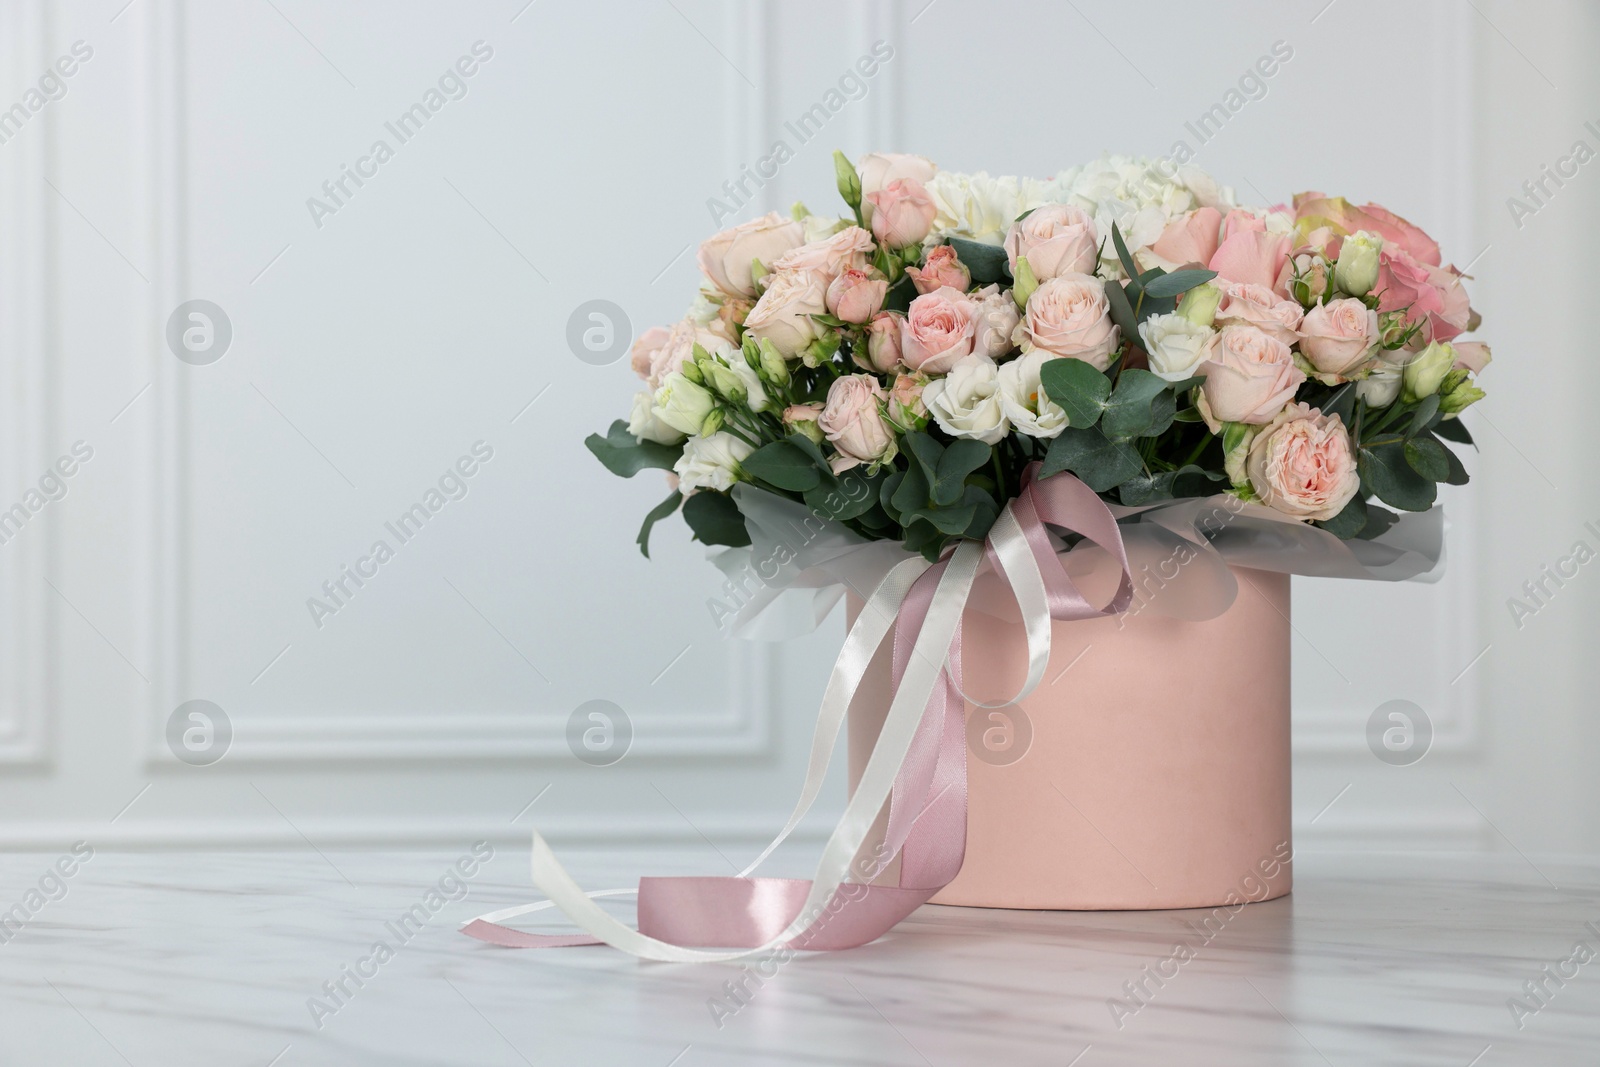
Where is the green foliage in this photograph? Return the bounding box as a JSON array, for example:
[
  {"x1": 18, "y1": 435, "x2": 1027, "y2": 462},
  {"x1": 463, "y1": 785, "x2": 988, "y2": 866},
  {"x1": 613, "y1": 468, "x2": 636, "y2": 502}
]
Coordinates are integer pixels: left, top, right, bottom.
[
  {"x1": 945, "y1": 237, "x2": 1010, "y2": 286},
  {"x1": 682, "y1": 491, "x2": 751, "y2": 547},
  {"x1": 635, "y1": 489, "x2": 683, "y2": 557},
  {"x1": 585, "y1": 420, "x2": 682, "y2": 478}
]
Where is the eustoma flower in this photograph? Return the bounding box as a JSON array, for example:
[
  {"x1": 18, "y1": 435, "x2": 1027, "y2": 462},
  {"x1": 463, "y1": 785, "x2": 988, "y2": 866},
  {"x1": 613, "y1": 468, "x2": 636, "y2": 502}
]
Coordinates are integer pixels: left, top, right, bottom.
[{"x1": 924, "y1": 355, "x2": 1008, "y2": 443}]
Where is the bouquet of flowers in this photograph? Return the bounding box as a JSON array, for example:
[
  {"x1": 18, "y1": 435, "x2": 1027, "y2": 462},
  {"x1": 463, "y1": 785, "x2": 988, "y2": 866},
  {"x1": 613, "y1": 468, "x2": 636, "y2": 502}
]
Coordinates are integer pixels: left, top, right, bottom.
[{"x1": 588, "y1": 152, "x2": 1489, "y2": 561}]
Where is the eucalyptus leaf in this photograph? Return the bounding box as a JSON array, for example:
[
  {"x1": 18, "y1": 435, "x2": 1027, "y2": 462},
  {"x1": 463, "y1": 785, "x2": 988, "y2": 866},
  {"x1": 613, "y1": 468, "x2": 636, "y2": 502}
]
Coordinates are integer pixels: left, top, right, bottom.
[
  {"x1": 1110, "y1": 224, "x2": 1140, "y2": 285},
  {"x1": 1104, "y1": 280, "x2": 1139, "y2": 345},
  {"x1": 1143, "y1": 268, "x2": 1217, "y2": 298},
  {"x1": 1407, "y1": 394, "x2": 1441, "y2": 438},
  {"x1": 1404, "y1": 435, "x2": 1452, "y2": 482},
  {"x1": 1039, "y1": 357, "x2": 1111, "y2": 428},
  {"x1": 1102, "y1": 369, "x2": 1174, "y2": 440},
  {"x1": 1361, "y1": 442, "x2": 1437, "y2": 512},
  {"x1": 882, "y1": 272, "x2": 918, "y2": 314},
  {"x1": 934, "y1": 439, "x2": 991, "y2": 506},
  {"x1": 959, "y1": 484, "x2": 1001, "y2": 540},
  {"x1": 1433, "y1": 417, "x2": 1475, "y2": 446},
  {"x1": 1322, "y1": 382, "x2": 1356, "y2": 427},
  {"x1": 1314, "y1": 493, "x2": 1368, "y2": 539},
  {"x1": 1356, "y1": 502, "x2": 1400, "y2": 540},
  {"x1": 891, "y1": 462, "x2": 930, "y2": 516},
  {"x1": 1040, "y1": 426, "x2": 1144, "y2": 491},
  {"x1": 635, "y1": 489, "x2": 683, "y2": 558},
  {"x1": 682, "y1": 491, "x2": 751, "y2": 547},
  {"x1": 741, "y1": 439, "x2": 822, "y2": 492},
  {"x1": 585, "y1": 420, "x2": 683, "y2": 478}
]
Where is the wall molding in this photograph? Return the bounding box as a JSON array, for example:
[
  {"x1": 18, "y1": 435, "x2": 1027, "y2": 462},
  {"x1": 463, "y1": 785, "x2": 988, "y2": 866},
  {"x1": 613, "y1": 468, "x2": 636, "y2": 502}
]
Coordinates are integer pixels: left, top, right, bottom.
[{"x1": 0, "y1": 0, "x2": 58, "y2": 767}]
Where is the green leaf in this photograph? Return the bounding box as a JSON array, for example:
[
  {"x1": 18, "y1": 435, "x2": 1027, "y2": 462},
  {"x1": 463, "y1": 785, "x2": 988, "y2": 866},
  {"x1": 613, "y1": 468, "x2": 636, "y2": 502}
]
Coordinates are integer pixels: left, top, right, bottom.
[
  {"x1": 585, "y1": 420, "x2": 682, "y2": 478},
  {"x1": 1039, "y1": 357, "x2": 1111, "y2": 428},
  {"x1": 901, "y1": 517, "x2": 945, "y2": 560},
  {"x1": 1361, "y1": 442, "x2": 1437, "y2": 512},
  {"x1": 1441, "y1": 443, "x2": 1470, "y2": 486},
  {"x1": 903, "y1": 430, "x2": 944, "y2": 489},
  {"x1": 882, "y1": 272, "x2": 917, "y2": 314},
  {"x1": 1116, "y1": 464, "x2": 1225, "y2": 506},
  {"x1": 905, "y1": 501, "x2": 978, "y2": 535},
  {"x1": 1101, "y1": 369, "x2": 1175, "y2": 440},
  {"x1": 1040, "y1": 427, "x2": 1144, "y2": 491},
  {"x1": 805, "y1": 472, "x2": 879, "y2": 521},
  {"x1": 945, "y1": 237, "x2": 1010, "y2": 286},
  {"x1": 1314, "y1": 493, "x2": 1368, "y2": 539},
  {"x1": 1110, "y1": 224, "x2": 1140, "y2": 285},
  {"x1": 1172, "y1": 406, "x2": 1205, "y2": 423},
  {"x1": 891, "y1": 462, "x2": 930, "y2": 516},
  {"x1": 1407, "y1": 394, "x2": 1441, "y2": 438},
  {"x1": 682, "y1": 491, "x2": 751, "y2": 547},
  {"x1": 635, "y1": 489, "x2": 683, "y2": 558},
  {"x1": 1322, "y1": 382, "x2": 1356, "y2": 427},
  {"x1": 1142, "y1": 269, "x2": 1218, "y2": 298},
  {"x1": 959, "y1": 484, "x2": 1001, "y2": 540},
  {"x1": 1356, "y1": 502, "x2": 1400, "y2": 540},
  {"x1": 1433, "y1": 417, "x2": 1475, "y2": 446},
  {"x1": 934, "y1": 439, "x2": 991, "y2": 506},
  {"x1": 1104, "y1": 280, "x2": 1139, "y2": 345},
  {"x1": 786, "y1": 430, "x2": 832, "y2": 472},
  {"x1": 879, "y1": 468, "x2": 906, "y2": 522},
  {"x1": 741, "y1": 440, "x2": 822, "y2": 492},
  {"x1": 1404, "y1": 435, "x2": 1452, "y2": 481}
]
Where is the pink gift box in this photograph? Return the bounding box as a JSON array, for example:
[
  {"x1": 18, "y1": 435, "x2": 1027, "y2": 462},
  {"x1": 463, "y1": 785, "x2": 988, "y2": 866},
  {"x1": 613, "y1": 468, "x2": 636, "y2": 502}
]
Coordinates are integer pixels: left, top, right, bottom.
[{"x1": 848, "y1": 565, "x2": 1293, "y2": 911}]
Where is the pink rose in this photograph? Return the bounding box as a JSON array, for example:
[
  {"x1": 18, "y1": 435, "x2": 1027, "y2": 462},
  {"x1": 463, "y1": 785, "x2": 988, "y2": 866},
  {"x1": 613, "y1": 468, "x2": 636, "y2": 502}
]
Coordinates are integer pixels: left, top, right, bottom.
[
  {"x1": 1150, "y1": 207, "x2": 1222, "y2": 268},
  {"x1": 1297, "y1": 298, "x2": 1377, "y2": 378},
  {"x1": 826, "y1": 268, "x2": 888, "y2": 324},
  {"x1": 1017, "y1": 273, "x2": 1120, "y2": 370},
  {"x1": 1292, "y1": 195, "x2": 1441, "y2": 266},
  {"x1": 1003, "y1": 204, "x2": 1098, "y2": 280},
  {"x1": 857, "y1": 152, "x2": 938, "y2": 216},
  {"x1": 742, "y1": 268, "x2": 830, "y2": 357},
  {"x1": 697, "y1": 212, "x2": 806, "y2": 298},
  {"x1": 647, "y1": 319, "x2": 734, "y2": 389},
  {"x1": 971, "y1": 284, "x2": 1020, "y2": 359},
  {"x1": 888, "y1": 372, "x2": 929, "y2": 427},
  {"x1": 769, "y1": 226, "x2": 875, "y2": 284},
  {"x1": 860, "y1": 312, "x2": 904, "y2": 372},
  {"x1": 1209, "y1": 227, "x2": 1292, "y2": 292},
  {"x1": 1420, "y1": 262, "x2": 1471, "y2": 345},
  {"x1": 905, "y1": 245, "x2": 970, "y2": 295},
  {"x1": 1375, "y1": 247, "x2": 1445, "y2": 329},
  {"x1": 1452, "y1": 341, "x2": 1492, "y2": 374},
  {"x1": 900, "y1": 286, "x2": 978, "y2": 374},
  {"x1": 1214, "y1": 281, "x2": 1304, "y2": 345},
  {"x1": 716, "y1": 297, "x2": 753, "y2": 337},
  {"x1": 819, "y1": 374, "x2": 894, "y2": 472},
  {"x1": 782, "y1": 402, "x2": 825, "y2": 432},
  {"x1": 630, "y1": 325, "x2": 671, "y2": 381},
  {"x1": 1245, "y1": 402, "x2": 1361, "y2": 522},
  {"x1": 866, "y1": 178, "x2": 936, "y2": 249},
  {"x1": 1199, "y1": 325, "x2": 1306, "y2": 426}
]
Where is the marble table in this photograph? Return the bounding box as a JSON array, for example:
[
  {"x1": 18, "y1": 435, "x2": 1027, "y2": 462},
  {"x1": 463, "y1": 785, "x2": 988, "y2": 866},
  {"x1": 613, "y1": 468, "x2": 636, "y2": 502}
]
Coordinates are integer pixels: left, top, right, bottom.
[{"x1": 2, "y1": 846, "x2": 1597, "y2": 1066}]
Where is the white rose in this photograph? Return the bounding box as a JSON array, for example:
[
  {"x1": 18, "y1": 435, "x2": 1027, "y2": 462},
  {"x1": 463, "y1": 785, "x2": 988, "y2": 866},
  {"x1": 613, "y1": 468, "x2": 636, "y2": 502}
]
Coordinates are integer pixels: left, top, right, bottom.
[
  {"x1": 628, "y1": 390, "x2": 686, "y2": 445},
  {"x1": 674, "y1": 431, "x2": 753, "y2": 494},
  {"x1": 923, "y1": 355, "x2": 1009, "y2": 443},
  {"x1": 997, "y1": 350, "x2": 1069, "y2": 439},
  {"x1": 1137, "y1": 313, "x2": 1214, "y2": 382},
  {"x1": 1356, "y1": 361, "x2": 1403, "y2": 407}
]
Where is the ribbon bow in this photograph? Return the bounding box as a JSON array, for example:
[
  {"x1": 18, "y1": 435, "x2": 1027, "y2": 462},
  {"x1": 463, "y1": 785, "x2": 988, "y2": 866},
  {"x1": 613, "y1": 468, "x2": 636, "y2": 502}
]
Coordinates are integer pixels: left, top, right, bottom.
[{"x1": 463, "y1": 466, "x2": 1134, "y2": 961}]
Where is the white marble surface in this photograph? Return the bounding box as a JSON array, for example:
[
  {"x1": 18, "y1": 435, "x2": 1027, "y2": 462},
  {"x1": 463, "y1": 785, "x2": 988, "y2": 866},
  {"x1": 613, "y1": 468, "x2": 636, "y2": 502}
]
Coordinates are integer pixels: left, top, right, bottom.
[{"x1": 2, "y1": 846, "x2": 1598, "y2": 1066}]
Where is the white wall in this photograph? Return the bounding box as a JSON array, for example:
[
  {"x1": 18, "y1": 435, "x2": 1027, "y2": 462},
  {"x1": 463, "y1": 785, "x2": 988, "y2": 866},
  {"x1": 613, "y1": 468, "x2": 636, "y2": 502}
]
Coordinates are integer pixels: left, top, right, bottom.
[{"x1": 0, "y1": 0, "x2": 1595, "y2": 857}]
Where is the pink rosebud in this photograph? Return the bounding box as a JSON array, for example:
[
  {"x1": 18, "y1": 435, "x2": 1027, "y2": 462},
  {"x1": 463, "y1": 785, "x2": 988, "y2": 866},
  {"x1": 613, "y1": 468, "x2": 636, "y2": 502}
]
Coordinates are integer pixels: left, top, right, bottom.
[
  {"x1": 899, "y1": 286, "x2": 978, "y2": 375},
  {"x1": 825, "y1": 268, "x2": 888, "y2": 324},
  {"x1": 865, "y1": 177, "x2": 936, "y2": 249},
  {"x1": 1003, "y1": 203, "x2": 1099, "y2": 280},
  {"x1": 860, "y1": 312, "x2": 904, "y2": 373},
  {"x1": 1198, "y1": 325, "x2": 1305, "y2": 427},
  {"x1": 905, "y1": 245, "x2": 970, "y2": 295},
  {"x1": 888, "y1": 372, "x2": 929, "y2": 428},
  {"x1": 818, "y1": 374, "x2": 894, "y2": 473}
]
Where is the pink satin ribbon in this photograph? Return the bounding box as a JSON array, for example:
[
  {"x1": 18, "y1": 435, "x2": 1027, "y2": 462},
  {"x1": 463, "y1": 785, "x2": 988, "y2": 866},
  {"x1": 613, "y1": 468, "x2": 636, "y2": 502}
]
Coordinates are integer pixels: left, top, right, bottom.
[{"x1": 462, "y1": 466, "x2": 1133, "y2": 952}]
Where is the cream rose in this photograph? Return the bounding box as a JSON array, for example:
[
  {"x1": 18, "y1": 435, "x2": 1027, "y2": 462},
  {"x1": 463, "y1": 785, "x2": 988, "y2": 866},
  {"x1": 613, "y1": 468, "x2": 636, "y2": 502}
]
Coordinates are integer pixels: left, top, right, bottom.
[
  {"x1": 900, "y1": 286, "x2": 978, "y2": 374},
  {"x1": 1213, "y1": 281, "x2": 1304, "y2": 345},
  {"x1": 1137, "y1": 313, "x2": 1214, "y2": 382},
  {"x1": 646, "y1": 319, "x2": 736, "y2": 389},
  {"x1": 818, "y1": 374, "x2": 894, "y2": 472},
  {"x1": 971, "y1": 284, "x2": 1021, "y2": 359},
  {"x1": 1003, "y1": 203, "x2": 1098, "y2": 280},
  {"x1": 1298, "y1": 298, "x2": 1377, "y2": 379},
  {"x1": 769, "y1": 225, "x2": 875, "y2": 283},
  {"x1": 697, "y1": 212, "x2": 806, "y2": 298},
  {"x1": 1014, "y1": 273, "x2": 1120, "y2": 369},
  {"x1": 630, "y1": 325, "x2": 671, "y2": 381},
  {"x1": 1198, "y1": 325, "x2": 1305, "y2": 426},
  {"x1": 742, "y1": 268, "x2": 829, "y2": 357},
  {"x1": 924, "y1": 355, "x2": 1008, "y2": 443},
  {"x1": 674, "y1": 431, "x2": 753, "y2": 494},
  {"x1": 997, "y1": 350, "x2": 1070, "y2": 438},
  {"x1": 1245, "y1": 403, "x2": 1360, "y2": 522}
]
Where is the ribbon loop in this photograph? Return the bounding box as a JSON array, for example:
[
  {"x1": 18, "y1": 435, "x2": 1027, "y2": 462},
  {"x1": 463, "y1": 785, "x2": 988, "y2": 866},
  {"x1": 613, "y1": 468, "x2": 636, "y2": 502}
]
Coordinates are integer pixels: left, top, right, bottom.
[{"x1": 464, "y1": 471, "x2": 1134, "y2": 957}]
